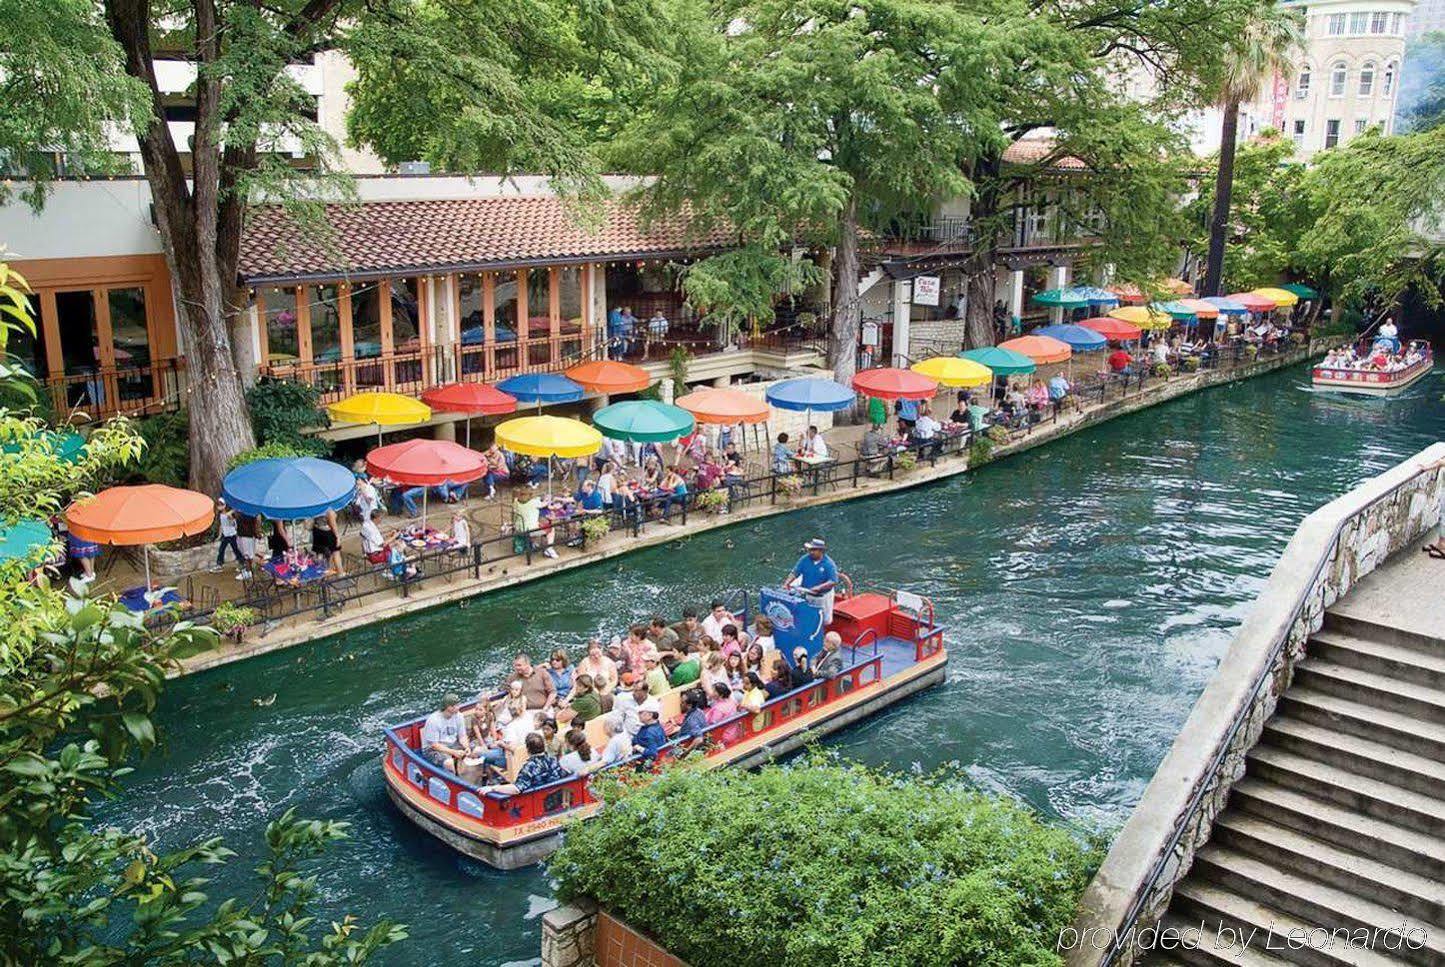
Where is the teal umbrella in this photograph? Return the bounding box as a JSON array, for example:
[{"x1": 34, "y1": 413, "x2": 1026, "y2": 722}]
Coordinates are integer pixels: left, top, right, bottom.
[
  {"x1": 1152, "y1": 301, "x2": 1197, "y2": 320},
  {"x1": 592, "y1": 401, "x2": 696, "y2": 442},
  {"x1": 0, "y1": 518, "x2": 53, "y2": 566},
  {"x1": 1030, "y1": 287, "x2": 1092, "y2": 309},
  {"x1": 3, "y1": 430, "x2": 85, "y2": 463},
  {"x1": 1282, "y1": 283, "x2": 1319, "y2": 300},
  {"x1": 960, "y1": 346, "x2": 1036, "y2": 376}
]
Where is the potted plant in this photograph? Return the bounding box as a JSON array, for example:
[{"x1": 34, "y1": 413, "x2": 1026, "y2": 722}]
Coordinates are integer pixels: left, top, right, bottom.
[
  {"x1": 893, "y1": 451, "x2": 918, "y2": 472},
  {"x1": 211, "y1": 602, "x2": 259, "y2": 643},
  {"x1": 1152, "y1": 362, "x2": 1173, "y2": 378},
  {"x1": 1181, "y1": 356, "x2": 1201, "y2": 373},
  {"x1": 776, "y1": 474, "x2": 804, "y2": 498},
  {"x1": 1243, "y1": 343, "x2": 1260, "y2": 360},
  {"x1": 693, "y1": 488, "x2": 728, "y2": 514},
  {"x1": 580, "y1": 515, "x2": 612, "y2": 546}
]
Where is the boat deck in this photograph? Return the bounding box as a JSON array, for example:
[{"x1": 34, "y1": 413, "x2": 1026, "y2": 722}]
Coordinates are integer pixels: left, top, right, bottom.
[{"x1": 851, "y1": 635, "x2": 922, "y2": 678}]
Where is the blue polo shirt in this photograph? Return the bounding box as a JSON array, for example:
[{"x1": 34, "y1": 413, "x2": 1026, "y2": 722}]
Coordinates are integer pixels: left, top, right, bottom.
[
  {"x1": 577, "y1": 489, "x2": 604, "y2": 511},
  {"x1": 791, "y1": 552, "x2": 838, "y2": 591}
]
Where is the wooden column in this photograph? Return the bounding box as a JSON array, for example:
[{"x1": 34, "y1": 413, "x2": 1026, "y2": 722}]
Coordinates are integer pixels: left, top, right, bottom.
[
  {"x1": 295, "y1": 285, "x2": 314, "y2": 375},
  {"x1": 418, "y1": 276, "x2": 433, "y2": 387},
  {"x1": 255, "y1": 289, "x2": 270, "y2": 370},
  {"x1": 483, "y1": 272, "x2": 497, "y2": 378},
  {"x1": 516, "y1": 269, "x2": 530, "y2": 369},
  {"x1": 378, "y1": 279, "x2": 394, "y2": 389},
  {"x1": 549, "y1": 266, "x2": 562, "y2": 365},
  {"x1": 338, "y1": 283, "x2": 356, "y2": 394},
  {"x1": 92, "y1": 288, "x2": 119, "y2": 411}
]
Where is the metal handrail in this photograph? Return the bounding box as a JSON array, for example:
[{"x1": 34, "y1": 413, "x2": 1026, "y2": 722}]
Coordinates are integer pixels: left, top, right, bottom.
[{"x1": 1093, "y1": 458, "x2": 1442, "y2": 965}]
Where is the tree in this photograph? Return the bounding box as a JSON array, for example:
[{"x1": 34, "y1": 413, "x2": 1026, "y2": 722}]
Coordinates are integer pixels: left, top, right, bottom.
[
  {"x1": 1200, "y1": 8, "x2": 1303, "y2": 297},
  {"x1": 0, "y1": 272, "x2": 406, "y2": 962},
  {"x1": 6, "y1": 1, "x2": 661, "y2": 494},
  {"x1": 1400, "y1": 32, "x2": 1445, "y2": 133}
]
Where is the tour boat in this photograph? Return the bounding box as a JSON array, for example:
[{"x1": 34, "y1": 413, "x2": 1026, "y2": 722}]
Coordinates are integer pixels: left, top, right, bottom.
[
  {"x1": 381, "y1": 581, "x2": 947, "y2": 869},
  {"x1": 1311, "y1": 339, "x2": 1434, "y2": 397}
]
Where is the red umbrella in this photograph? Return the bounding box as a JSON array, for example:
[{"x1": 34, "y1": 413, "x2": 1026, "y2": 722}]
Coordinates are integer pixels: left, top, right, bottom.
[
  {"x1": 1079, "y1": 316, "x2": 1142, "y2": 341},
  {"x1": 366, "y1": 439, "x2": 487, "y2": 528},
  {"x1": 851, "y1": 367, "x2": 938, "y2": 401},
  {"x1": 421, "y1": 383, "x2": 518, "y2": 447},
  {"x1": 1107, "y1": 283, "x2": 1148, "y2": 305}
]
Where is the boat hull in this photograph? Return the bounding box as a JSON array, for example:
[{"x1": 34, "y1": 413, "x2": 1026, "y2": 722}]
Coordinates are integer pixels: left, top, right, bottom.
[
  {"x1": 382, "y1": 646, "x2": 948, "y2": 869},
  {"x1": 1312, "y1": 359, "x2": 1433, "y2": 396}
]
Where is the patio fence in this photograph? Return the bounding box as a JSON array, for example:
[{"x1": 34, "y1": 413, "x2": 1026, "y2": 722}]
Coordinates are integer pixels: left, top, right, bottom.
[{"x1": 153, "y1": 336, "x2": 1310, "y2": 640}]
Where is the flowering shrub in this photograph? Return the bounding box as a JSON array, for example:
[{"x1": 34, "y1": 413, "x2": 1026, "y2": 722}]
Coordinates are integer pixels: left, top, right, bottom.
[
  {"x1": 580, "y1": 515, "x2": 613, "y2": 544},
  {"x1": 1181, "y1": 356, "x2": 1201, "y2": 372},
  {"x1": 551, "y1": 760, "x2": 1100, "y2": 967},
  {"x1": 776, "y1": 474, "x2": 804, "y2": 496},
  {"x1": 693, "y1": 488, "x2": 728, "y2": 512},
  {"x1": 1151, "y1": 362, "x2": 1173, "y2": 377}
]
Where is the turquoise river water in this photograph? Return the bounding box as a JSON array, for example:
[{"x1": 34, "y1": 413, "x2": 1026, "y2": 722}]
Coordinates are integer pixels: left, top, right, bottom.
[{"x1": 95, "y1": 362, "x2": 1445, "y2": 965}]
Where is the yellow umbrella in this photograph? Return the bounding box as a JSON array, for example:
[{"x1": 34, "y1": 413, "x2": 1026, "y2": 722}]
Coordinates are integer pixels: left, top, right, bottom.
[
  {"x1": 494, "y1": 415, "x2": 602, "y2": 458},
  {"x1": 909, "y1": 356, "x2": 992, "y2": 388},
  {"x1": 327, "y1": 392, "x2": 432, "y2": 446},
  {"x1": 1108, "y1": 306, "x2": 1173, "y2": 331},
  {"x1": 1251, "y1": 287, "x2": 1299, "y2": 307}
]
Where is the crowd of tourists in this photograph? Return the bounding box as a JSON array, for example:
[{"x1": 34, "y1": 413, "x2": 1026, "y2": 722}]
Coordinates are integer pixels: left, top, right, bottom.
[{"x1": 418, "y1": 540, "x2": 848, "y2": 793}]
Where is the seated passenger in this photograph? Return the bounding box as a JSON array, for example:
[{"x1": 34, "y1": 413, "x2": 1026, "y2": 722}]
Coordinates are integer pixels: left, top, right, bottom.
[
  {"x1": 669, "y1": 649, "x2": 702, "y2": 688},
  {"x1": 790, "y1": 647, "x2": 815, "y2": 687},
  {"x1": 561, "y1": 673, "x2": 603, "y2": 725},
  {"x1": 647, "y1": 614, "x2": 681, "y2": 652},
  {"x1": 642, "y1": 649, "x2": 670, "y2": 696},
  {"x1": 632, "y1": 706, "x2": 668, "y2": 762},
  {"x1": 613, "y1": 680, "x2": 654, "y2": 735},
  {"x1": 598, "y1": 714, "x2": 633, "y2": 766},
  {"x1": 751, "y1": 616, "x2": 775, "y2": 655},
  {"x1": 420, "y1": 693, "x2": 470, "y2": 772},
  {"x1": 702, "y1": 600, "x2": 734, "y2": 642},
  {"x1": 705, "y1": 682, "x2": 739, "y2": 726},
  {"x1": 700, "y1": 652, "x2": 729, "y2": 695},
  {"x1": 718, "y1": 624, "x2": 744, "y2": 658},
  {"x1": 764, "y1": 660, "x2": 794, "y2": 699},
  {"x1": 539, "y1": 718, "x2": 566, "y2": 758},
  {"x1": 465, "y1": 700, "x2": 508, "y2": 773},
  {"x1": 558, "y1": 728, "x2": 596, "y2": 775},
  {"x1": 676, "y1": 691, "x2": 709, "y2": 743},
  {"x1": 492, "y1": 732, "x2": 568, "y2": 793},
  {"x1": 671, "y1": 607, "x2": 704, "y2": 650},
  {"x1": 812, "y1": 631, "x2": 845, "y2": 679},
  {"x1": 741, "y1": 671, "x2": 768, "y2": 712},
  {"x1": 578, "y1": 639, "x2": 619, "y2": 695}
]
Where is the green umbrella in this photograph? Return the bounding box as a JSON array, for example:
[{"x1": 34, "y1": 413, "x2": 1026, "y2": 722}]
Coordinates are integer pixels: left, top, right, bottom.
[
  {"x1": 1151, "y1": 301, "x2": 1197, "y2": 320},
  {"x1": 1282, "y1": 283, "x2": 1319, "y2": 299},
  {"x1": 959, "y1": 347, "x2": 1036, "y2": 376},
  {"x1": 592, "y1": 400, "x2": 696, "y2": 443},
  {"x1": 2, "y1": 430, "x2": 85, "y2": 463},
  {"x1": 0, "y1": 518, "x2": 53, "y2": 566},
  {"x1": 1030, "y1": 287, "x2": 1092, "y2": 309}
]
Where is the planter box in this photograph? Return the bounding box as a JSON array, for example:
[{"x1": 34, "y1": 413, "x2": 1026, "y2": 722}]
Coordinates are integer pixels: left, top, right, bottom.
[{"x1": 149, "y1": 542, "x2": 216, "y2": 583}]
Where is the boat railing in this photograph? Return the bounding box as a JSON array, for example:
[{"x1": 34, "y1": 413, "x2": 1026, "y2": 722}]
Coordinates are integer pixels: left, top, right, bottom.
[
  {"x1": 384, "y1": 649, "x2": 889, "y2": 830},
  {"x1": 851, "y1": 626, "x2": 881, "y2": 659}
]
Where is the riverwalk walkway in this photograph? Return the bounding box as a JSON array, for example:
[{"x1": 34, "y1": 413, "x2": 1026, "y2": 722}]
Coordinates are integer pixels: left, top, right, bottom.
[{"x1": 149, "y1": 340, "x2": 1328, "y2": 677}]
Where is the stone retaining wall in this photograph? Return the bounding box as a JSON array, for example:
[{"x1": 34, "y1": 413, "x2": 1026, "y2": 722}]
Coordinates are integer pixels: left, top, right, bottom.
[
  {"x1": 541, "y1": 902, "x2": 688, "y2": 967},
  {"x1": 1066, "y1": 442, "x2": 1445, "y2": 966}
]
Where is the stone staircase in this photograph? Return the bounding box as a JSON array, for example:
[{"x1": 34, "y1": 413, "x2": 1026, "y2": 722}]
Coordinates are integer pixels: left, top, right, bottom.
[{"x1": 1153, "y1": 610, "x2": 1445, "y2": 966}]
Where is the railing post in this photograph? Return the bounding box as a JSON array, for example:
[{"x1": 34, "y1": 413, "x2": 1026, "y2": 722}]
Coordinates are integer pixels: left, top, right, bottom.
[
  {"x1": 472, "y1": 542, "x2": 482, "y2": 579},
  {"x1": 770, "y1": 473, "x2": 778, "y2": 505},
  {"x1": 525, "y1": 533, "x2": 533, "y2": 565}
]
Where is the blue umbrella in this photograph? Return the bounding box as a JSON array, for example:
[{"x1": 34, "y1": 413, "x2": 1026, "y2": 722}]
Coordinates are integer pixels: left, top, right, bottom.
[
  {"x1": 1075, "y1": 286, "x2": 1121, "y2": 307},
  {"x1": 1203, "y1": 296, "x2": 1249, "y2": 315},
  {"x1": 222, "y1": 457, "x2": 357, "y2": 521},
  {"x1": 496, "y1": 372, "x2": 585, "y2": 408},
  {"x1": 764, "y1": 378, "x2": 855, "y2": 412},
  {"x1": 1033, "y1": 324, "x2": 1108, "y2": 351}
]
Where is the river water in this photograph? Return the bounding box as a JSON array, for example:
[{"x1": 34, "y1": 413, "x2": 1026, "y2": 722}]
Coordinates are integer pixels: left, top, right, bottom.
[{"x1": 96, "y1": 363, "x2": 1445, "y2": 965}]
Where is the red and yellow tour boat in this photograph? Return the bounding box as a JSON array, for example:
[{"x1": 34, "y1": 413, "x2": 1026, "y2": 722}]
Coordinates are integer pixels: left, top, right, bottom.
[
  {"x1": 382, "y1": 581, "x2": 947, "y2": 869},
  {"x1": 1312, "y1": 339, "x2": 1433, "y2": 397}
]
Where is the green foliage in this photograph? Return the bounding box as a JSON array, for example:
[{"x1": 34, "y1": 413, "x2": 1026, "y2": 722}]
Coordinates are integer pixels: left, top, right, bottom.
[
  {"x1": 580, "y1": 514, "x2": 612, "y2": 544},
  {"x1": 245, "y1": 378, "x2": 330, "y2": 456},
  {"x1": 967, "y1": 437, "x2": 994, "y2": 467},
  {"x1": 986, "y1": 425, "x2": 1010, "y2": 445},
  {"x1": 131, "y1": 410, "x2": 191, "y2": 488},
  {"x1": 227, "y1": 441, "x2": 314, "y2": 472},
  {"x1": 692, "y1": 488, "x2": 727, "y2": 512},
  {"x1": 1152, "y1": 362, "x2": 1173, "y2": 377},
  {"x1": 893, "y1": 451, "x2": 918, "y2": 472},
  {"x1": 1181, "y1": 356, "x2": 1201, "y2": 373},
  {"x1": 1401, "y1": 32, "x2": 1445, "y2": 133},
  {"x1": 551, "y1": 760, "x2": 1100, "y2": 966},
  {"x1": 668, "y1": 346, "x2": 692, "y2": 393},
  {"x1": 775, "y1": 474, "x2": 803, "y2": 496},
  {"x1": 679, "y1": 245, "x2": 825, "y2": 339},
  {"x1": 211, "y1": 601, "x2": 259, "y2": 635}
]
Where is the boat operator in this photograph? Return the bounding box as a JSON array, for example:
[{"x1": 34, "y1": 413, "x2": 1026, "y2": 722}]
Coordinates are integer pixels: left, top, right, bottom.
[{"x1": 783, "y1": 537, "x2": 839, "y2": 625}]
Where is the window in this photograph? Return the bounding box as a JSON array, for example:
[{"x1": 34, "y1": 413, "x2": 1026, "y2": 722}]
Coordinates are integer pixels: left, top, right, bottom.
[
  {"x1": 260, "y1": 286, "x2": 299, "y2": 363},
  {"x1": 1296, "y1": 65, "x2": 1311, "y2": 98},
  {"x1": 1330, "y1": 62, "x2": 1347, "y2": 96},
  {"x1": 1391, "y1": 12, "x2": 1404, "y2": 33},
  {"x1": 1354, "y1": 119, "x2": 1368, "y2": 134},
  {"x1": 493, "y1": 272, "x2": 519, "y2": 342},
  {"x1": 1349, "y1": 12, "x2": 1368, "y2": 33},
  {"x1": 1326, "y1": 13, "x2": 1345, "y2": 34},
  {"x1": 1359, "y1": 61, "x2": 1375, "y2": 96},
  {"x1": 1370, "y1": 11, "x2": 1388, "y2": 33},
  {"x1": 1293, "y1": 119, "x2": 1307, "y2": 147},
  {"x1": 1325, "y1": 119, "x2": 1341, "y2": 148},
  {"x1": 1384, "y1": 61, "x2": 1396, "y2": 95},
  {"x1": 557, "y1": 266, "x2": 584, "y2": 327},
  {"x1": 107, "y1": 287, "x2": 151, "y2": 403}
]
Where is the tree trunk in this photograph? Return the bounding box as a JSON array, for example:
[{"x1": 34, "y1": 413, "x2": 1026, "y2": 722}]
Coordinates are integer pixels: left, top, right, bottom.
[
  {"x1": 961, "y1": 154, "x2": 1005, "y2": 349},
  {"x1": 1202, "y1": 100, "x2": 1241, "y2": 298},
  {"x1": 107, "y1": 0, "x2": 256, "y2": 496},
  {"x1": 828, "y1": 195, "x2": 861, "y2": 399},
  {"x1": 962, "y1": 263, "x2": 997, "y2": 349}
]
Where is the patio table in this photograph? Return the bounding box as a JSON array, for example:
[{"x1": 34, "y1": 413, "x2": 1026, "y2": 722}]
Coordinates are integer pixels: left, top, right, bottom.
[{"x1": 119, "y1": 585, "x2": 183, "y2": 613}]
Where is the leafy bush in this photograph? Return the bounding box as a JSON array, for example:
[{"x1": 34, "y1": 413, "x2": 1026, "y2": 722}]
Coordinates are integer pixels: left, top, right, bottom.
[
  {"x1": 211, "y1": 601, "x2": 259, "y2": 638},
  {"x1": 580, "y1": 515, "x2": 613, "y2": 544},
  {"x1": 986, "y1": 424, "x2": 1010, "y2": 444},
  {"x1": 132, "y1": 409, "x2": 191, "y2": 486},
  {"x1": 893, "y1": 451, "x2": 918, "y2": 472},
  {"x1": 967, "y1": 437, "x2": 993, "y2": 466},
  {"x1": 1181, "y1": 356, "x2": 1201, "y2": 372},
  {"x1": 550, "y1": 760, "x2": 1100, "y2": 967},
  {"x1": 227, "y1": 441, "x2": 314, "y2": 472},
  {"x1": 693, "y1": 488, "x2": 728, "y2": 512},
  {"x1": 1243, "y1": 343, "x2": 1260, "y2": 360},
  {"x1": 246, "y1": 377, "x2": 330, "y2": 456},
  {"x1": 1288, "y1": 331, "x2": 1307, "y2": 346},
  {"x1": 1151, "y1": 362, "x2": 1173, "y2": 377},
  {"x1": 775, "y1": 474, "x2": 803, "y2": 496}
]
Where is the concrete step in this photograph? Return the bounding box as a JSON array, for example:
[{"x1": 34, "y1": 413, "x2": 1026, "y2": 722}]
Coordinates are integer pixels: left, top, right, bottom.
[
  {"x1": 1191, "y1": 845, "x2": 1444, "y2": 966},
  {"x1": 1211, "y1": 812, "x2": 1445, "y2": 926},
  {"x1": 1246, "y1": 746, "x2": 1445, "y2": 838},
  {"x1": 1325, "y1": 612, "x2": 1445, "y2": 657},
  {"x1": 1309, "y1": 630, "x2": 1445, "y2": 691},
  {"x1": 1281, "y1": 688, "x2": 1445, "y2": 762},
  {"x1": 1232, "y1": 777, "x2": 1445, "y2": 880},
  {"x1": 1171, "y1": 879, "x2": 1405, "y2": 967},
  {"x1": 1262, "y1": 715, "x2": 1445, "y2": 800},
  {"x1": 1155, "y1": 914, "x2": 1295, "y2": 966},
  {"x1": 1293, "y1": 660, "x2": 1445, "y2": 726}
]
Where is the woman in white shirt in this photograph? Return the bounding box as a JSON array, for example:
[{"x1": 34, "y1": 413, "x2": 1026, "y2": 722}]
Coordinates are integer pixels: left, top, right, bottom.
[
  {"x1": 558, "y1": 729, "x2": 596, "y2": 775},
  {"x1": 450, "y1": 509, "x2": 471, "y2": 548},
  {"x1": 597, "y1": 715, "x2": 633, "y2": 766}
]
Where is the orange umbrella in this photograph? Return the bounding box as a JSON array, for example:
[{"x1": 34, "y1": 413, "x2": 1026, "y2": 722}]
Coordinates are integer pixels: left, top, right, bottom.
[
  {"x1": 565, "y1": 360, "x2": 651, "y2": 394},
  {"x1": 998, "y1": 335, "x2": 1072, "y2": 364},
  {"x1": 67, "y1": 484, "x2": 215, "y2": 589},
  {"x1": 1163, "y1": 277, "x2": 1194, "y2": 296},
  {"x1": 674, "y1": 388, "x2": 770, "y2": 425},
  {"x1": 1107, "y1": 283, "x2": 1148, "y2": 305},
  {"x1": 1175, "y1": 298, "x2": 1220, "y2": 319}
]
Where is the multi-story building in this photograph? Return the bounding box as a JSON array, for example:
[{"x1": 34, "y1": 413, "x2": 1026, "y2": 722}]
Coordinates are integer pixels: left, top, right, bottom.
[
  {"x1": 1246, "y1": 0, "x2": 1414, "y2": 157},
  {"x1": 1406, "y1": 0, "x2": 1445, "y2": 34}
]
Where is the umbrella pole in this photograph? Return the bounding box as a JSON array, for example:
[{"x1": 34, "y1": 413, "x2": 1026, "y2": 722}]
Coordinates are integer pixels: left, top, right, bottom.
[
  {"x1": 143, "y1": 544, "x2": 151, "y2": 590},
  {"x1": 465, "y1": 419, "x2": 471, "y2": 450},
  {"x1": 422, "y1": 487, "x2": 428, "y2": 531}
]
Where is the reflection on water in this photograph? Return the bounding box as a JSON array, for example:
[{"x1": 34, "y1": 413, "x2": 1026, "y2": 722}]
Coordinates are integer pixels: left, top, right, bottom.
[{"x1": 95, "y1": 364, "x2": 1444, "y2": 965}]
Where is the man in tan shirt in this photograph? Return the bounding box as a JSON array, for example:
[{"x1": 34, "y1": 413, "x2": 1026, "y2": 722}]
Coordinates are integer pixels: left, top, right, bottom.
[{"x1": 509, "y1": 654, "x2": 556, "y2": 710}]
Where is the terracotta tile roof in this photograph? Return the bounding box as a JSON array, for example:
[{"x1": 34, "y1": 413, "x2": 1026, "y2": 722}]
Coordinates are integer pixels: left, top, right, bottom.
[
  {"x1": 1001, "y1": 138, "x2": 1088, "y2": 171},
  {"x1": 238, "y1": 196, "x2": 734, "y2": 282}
]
